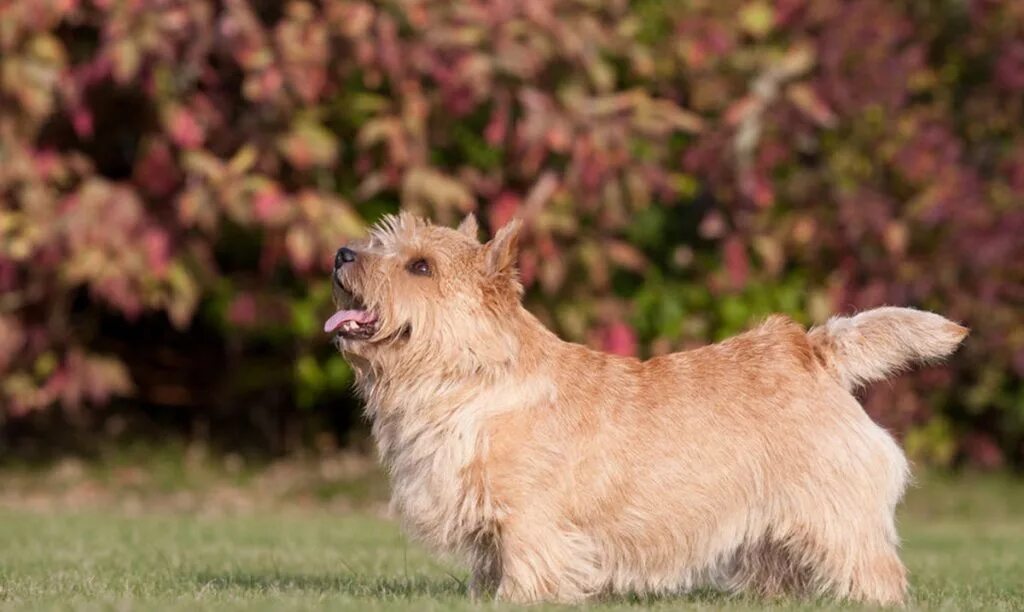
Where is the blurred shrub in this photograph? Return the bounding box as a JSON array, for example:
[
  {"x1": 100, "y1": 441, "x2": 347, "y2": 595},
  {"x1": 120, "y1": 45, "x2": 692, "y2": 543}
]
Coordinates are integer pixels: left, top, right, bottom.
[{"x1": 0, "y1": 0, "x2": 1021, "y2": 466}]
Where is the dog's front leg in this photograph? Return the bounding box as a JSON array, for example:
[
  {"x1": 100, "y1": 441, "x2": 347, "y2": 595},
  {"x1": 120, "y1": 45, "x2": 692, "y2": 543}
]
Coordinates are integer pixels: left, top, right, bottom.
[
  {"x1": 491, "y1": 526, "x2": 596, "y2": 604},
  {"x1": 466, "y1": 530, "x2": 504, "y2": 601}
]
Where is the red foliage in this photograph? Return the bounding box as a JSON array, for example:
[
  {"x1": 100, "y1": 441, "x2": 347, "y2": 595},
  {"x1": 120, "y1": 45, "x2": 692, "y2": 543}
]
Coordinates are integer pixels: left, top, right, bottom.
[{"x1": 1, "y1": 0, "x2": 1021, "y2": 464}]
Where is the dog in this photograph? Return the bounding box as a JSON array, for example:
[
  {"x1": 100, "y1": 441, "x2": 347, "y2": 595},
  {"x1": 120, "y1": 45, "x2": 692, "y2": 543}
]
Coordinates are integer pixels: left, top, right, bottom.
[{"x1": 326, "y1": 212, "x2": 967, "y2": 605}]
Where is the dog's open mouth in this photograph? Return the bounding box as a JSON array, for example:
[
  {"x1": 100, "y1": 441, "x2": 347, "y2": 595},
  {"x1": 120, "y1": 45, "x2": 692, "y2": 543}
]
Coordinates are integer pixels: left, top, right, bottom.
[{"x1": 324, "y1": 303, "x2": 379, "y2": 340}]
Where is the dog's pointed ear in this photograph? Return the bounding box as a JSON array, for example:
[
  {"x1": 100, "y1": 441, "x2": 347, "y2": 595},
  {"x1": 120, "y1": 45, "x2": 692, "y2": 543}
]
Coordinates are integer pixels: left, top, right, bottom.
[
  {"x1": 457, "y1": 213, "x2": 479, "y2": 240},
  {"x1": 483, "y1": 218, "x2": 522, "y2": 276}
]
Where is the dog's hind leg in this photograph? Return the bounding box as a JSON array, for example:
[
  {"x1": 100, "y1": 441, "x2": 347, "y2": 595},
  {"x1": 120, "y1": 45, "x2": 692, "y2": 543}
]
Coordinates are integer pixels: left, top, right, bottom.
[
  {"x1": 727, "y1": 521, "x2": 907, "y2": 605},
  {"x1": 776, "y1": 505, "x2": 908, "y2": 606},
  {"x1": 808, "y1": 536, "x2": 908, "y2": 605},
  {"x1": 844, "y1": 545, "x2": 908, "y2": 606}
]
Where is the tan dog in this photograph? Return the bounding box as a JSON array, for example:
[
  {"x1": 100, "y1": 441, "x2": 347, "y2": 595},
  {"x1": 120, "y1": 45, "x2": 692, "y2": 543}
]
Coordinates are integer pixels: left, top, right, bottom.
[{"x1": 326, "y1": 213, "x2": 967, "y2": 605}]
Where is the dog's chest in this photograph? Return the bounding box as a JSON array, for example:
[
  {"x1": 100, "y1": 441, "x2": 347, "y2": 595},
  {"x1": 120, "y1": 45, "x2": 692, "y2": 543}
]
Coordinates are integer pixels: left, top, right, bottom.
[
  {"x1": 364, "y1": 376, "x2": 553, "y2": 554},
  {"x1": 372, "y1": 406, "x2": 498, "y2": 554}
]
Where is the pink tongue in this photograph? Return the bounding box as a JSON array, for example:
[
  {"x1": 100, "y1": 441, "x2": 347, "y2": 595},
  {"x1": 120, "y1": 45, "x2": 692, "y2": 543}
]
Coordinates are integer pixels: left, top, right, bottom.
[{"x1": 324, "y1": 309, "x2": 375, "y2": 333}]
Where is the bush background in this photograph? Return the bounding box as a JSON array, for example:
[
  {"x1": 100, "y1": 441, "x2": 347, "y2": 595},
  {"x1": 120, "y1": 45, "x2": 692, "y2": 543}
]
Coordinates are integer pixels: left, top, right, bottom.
[{"x1": 1, "y1": 0, "x2": 1021, "y2": 468}]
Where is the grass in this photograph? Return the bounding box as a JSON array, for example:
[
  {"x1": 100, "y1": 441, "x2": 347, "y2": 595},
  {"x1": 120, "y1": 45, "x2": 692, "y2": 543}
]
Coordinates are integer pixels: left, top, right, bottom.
[{"x1": 1, "y1": 473, "x2": 1023, "y2": 611}]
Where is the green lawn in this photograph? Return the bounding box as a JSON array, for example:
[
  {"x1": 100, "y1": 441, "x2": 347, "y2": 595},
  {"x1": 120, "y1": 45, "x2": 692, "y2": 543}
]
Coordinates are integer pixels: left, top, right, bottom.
[{"x1": 1, "y1": 474, "x2": 1022, "y2": 611}]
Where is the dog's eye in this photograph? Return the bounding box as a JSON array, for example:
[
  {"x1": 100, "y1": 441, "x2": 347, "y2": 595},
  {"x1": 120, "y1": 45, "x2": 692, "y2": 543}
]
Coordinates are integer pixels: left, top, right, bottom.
[{"x1": 407, "y1": 258, "x2": 431, "y2": 277}]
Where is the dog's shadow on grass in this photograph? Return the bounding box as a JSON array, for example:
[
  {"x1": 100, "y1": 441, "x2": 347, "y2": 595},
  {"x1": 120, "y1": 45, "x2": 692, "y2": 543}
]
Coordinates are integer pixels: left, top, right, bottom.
[
  {"x1": 193, "y1": 572, "x2": 755, "y2": 607},
  {"x1": 193, "y1": 570, "x2": 465, "y2": 599}
]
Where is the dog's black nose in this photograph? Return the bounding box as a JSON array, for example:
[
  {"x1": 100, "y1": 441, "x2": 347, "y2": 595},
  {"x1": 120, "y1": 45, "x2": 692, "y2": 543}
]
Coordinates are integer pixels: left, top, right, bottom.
[{"x1": 335, "y1": 247, "x2": 357, "y2": 268}]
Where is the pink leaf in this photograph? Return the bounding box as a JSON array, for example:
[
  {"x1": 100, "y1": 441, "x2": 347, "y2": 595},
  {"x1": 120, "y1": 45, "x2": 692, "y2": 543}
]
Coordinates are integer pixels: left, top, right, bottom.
[
  {"x1": 227, "y1": 293, "x2": 258, "y2": 327},
  {"x1": 485, "y1": 95, "x2": 510, "y2": 145},
  {"x1": 72, "y1": 108, "x2": 93, "y2": 138},
  {"x1": 601, "y1": 321, "x2": 638, "y2": 357},
  {"x1": 254, "y1": 184, "x2": 288, "y2": 225},
  {"x1": 167, "y1": 107, "x2": 204, "y2": 149},
  {"x1": 133, "y1": 141, "x2": 179, "y2": 198},
  {"x1": 723, "y1": 235, "x2": 749, "y2": 289},
  {"x1": 489, "y1": 192, "x2": 521, "y2": 232},
  {"x1": 142, "y1": 229, "x2": 170, "y2": 278}
]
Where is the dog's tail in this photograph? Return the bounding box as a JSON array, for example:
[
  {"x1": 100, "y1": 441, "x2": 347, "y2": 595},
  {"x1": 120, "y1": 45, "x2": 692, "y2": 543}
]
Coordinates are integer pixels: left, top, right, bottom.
[{"x1": 807, "y1": 307, "x2": 968, "y2": 392}]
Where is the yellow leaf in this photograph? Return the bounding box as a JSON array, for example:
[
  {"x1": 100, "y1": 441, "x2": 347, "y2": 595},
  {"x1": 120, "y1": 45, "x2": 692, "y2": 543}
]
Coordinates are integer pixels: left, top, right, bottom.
[
  {"x1": 227, "y1": 145, "x2": 258, "y2": 175},
  {"x1": 739, "y1": 2, "x2": 774, "y2": 39},
  {"x1": 401, "y1": 168, "x2": 475, "y2": 213}
]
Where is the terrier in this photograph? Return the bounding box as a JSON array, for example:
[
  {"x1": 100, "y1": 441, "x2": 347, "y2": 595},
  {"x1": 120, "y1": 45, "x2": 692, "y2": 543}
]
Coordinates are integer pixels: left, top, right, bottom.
[{"x1": 325, "y1": 212, "x2": 967, "y2": 605}]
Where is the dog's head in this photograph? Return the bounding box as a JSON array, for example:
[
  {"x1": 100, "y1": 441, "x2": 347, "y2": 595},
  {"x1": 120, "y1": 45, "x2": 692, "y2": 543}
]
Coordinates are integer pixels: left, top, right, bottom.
[{"x1": 327, "y1": 212, "x2": 523, "y2": 372}]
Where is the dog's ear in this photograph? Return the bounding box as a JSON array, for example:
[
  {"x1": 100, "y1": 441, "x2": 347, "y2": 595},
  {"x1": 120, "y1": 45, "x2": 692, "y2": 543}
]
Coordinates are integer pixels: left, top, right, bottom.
[
  {"x1": 457, "y1": 213, "x2": 479, "y2": 240},
  {"x1": 484, "y1": 218, "x2": 522, "y2": 276}
]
